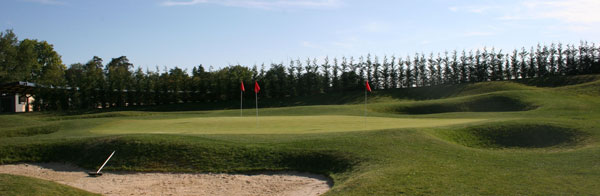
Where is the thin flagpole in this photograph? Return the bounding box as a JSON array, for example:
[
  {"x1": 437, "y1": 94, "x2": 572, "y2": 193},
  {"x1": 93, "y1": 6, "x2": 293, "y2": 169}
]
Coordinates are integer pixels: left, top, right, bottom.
[
  {"x1": 255, "y1": 91, "x2": 259, "y2": 127},
  {"x1": 240, "y1": 90, "x2": 243, "y2": 117},
  {"x1": 364, "y1": 88, "x2": 367, "y2": 128}
]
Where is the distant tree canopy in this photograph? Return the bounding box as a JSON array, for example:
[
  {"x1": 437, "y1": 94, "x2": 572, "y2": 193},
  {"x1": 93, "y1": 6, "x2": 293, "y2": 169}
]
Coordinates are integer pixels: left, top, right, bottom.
[{"x1": 1, "y1": 29, "x2": 599, "y2": 111}]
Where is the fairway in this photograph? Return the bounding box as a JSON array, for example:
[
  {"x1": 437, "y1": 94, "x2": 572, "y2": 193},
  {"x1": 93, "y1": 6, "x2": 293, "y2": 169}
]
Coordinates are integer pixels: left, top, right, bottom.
[{"x1": 89, "y1": 115, "x2": 485, "y2": 134}]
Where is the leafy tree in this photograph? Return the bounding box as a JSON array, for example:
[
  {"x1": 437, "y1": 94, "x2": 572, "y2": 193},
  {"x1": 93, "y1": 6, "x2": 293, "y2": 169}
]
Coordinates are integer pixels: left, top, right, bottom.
[
  {"x1": 34, "y1": 41, "x2": 67, "y2": 110},
  {"x1": 264, "y1": 64, "x2": 287, "y2": 98},
  {"x1": 65, "y1": 63, "x2": 84, "y2": 109},
  {"x1": 16, "y1": 39, "x2": 42, "y2": 82},
  {"x1": 105, "y1": 56, "x2": 132, "y2": 107},
  {"x1": 0, "y1": 29, "x2": 19, "y2": 83}
]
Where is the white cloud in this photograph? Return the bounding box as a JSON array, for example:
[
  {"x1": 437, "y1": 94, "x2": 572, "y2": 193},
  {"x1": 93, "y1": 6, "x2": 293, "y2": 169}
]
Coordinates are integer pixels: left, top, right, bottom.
[
  {"x1": 161, "y1": 0, "x2": 342, "y2": 9},
  {"x1": 22, "y1": 0, "x2": 66, "y2": 5},
  {"x1": 451, "y1": 0, "x2": 600, "y2": 33},
  {"x1": 517, "y1": 0, "x2": 600, "y2": 24}
]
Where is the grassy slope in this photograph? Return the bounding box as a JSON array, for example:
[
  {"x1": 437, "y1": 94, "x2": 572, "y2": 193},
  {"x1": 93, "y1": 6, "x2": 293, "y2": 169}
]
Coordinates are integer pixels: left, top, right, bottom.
[
  {"x1": 0, "y1": 174, "x2": 98, "y2": 196},
  {"x1": 1, "y1": 75, "x2": 600, "y2": 195}
]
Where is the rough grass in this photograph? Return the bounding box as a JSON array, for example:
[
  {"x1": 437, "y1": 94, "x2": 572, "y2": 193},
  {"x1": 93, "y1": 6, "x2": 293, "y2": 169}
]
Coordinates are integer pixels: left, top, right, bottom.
[
  {"x1": 0, "y1": 174, "x2": 98, "y2": 196},
  {"x1": 2, "y1": 74, "x2": 600, "y2": 195}
]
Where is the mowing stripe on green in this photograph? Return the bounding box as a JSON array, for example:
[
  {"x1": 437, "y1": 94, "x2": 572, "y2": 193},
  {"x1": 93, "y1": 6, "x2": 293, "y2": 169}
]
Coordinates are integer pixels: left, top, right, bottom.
[{"x1": 89, "y1": 115, "x2": 485, "y2": 134}]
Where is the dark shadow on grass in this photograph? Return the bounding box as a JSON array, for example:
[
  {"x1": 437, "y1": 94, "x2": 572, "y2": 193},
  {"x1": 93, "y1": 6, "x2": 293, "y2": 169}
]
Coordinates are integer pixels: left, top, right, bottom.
[
  {"x1": 437, "y1": 122, "x2": 588, "y2": 149},
  {"x1": 396, "y1": 94, "x2": 536, "y2": 114}
]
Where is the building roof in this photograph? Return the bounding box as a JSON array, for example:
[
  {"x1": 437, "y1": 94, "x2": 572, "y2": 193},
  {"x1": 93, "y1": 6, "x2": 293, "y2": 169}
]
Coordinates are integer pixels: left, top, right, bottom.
[{"x1": 0, "y1": 81, "x2": 37, "y2": 94}]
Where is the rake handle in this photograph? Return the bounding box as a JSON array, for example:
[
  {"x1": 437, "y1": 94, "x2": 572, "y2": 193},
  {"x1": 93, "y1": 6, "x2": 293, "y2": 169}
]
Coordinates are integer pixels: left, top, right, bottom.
[{"x1": 96, "y1": 151, "x2": 115, "y2": 174}]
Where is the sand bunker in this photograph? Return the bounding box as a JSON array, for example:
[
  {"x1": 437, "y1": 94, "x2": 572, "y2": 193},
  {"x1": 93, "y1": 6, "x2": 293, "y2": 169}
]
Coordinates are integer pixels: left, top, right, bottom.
[{"x1": 0, "y1": 163, "x2": 331, "y2": 196}]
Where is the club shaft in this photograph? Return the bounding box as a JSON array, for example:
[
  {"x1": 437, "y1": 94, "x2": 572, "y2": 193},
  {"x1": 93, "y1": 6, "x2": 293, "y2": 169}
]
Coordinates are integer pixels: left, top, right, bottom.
[{"x1": 97, "y1": 151, "x2": 115, "y2": 173}]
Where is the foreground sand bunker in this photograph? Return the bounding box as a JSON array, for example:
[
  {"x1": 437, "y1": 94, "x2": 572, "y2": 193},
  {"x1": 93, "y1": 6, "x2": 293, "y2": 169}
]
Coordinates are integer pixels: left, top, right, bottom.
[{"x1": 0, "y1": 163, "x2": 331, "y2": 196}]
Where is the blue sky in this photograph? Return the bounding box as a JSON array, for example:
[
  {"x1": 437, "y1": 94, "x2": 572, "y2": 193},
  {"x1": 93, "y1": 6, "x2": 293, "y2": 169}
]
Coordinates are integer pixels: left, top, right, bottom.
[{"x1": 1, "y1": 0, "x2": 598, "y2": 71}]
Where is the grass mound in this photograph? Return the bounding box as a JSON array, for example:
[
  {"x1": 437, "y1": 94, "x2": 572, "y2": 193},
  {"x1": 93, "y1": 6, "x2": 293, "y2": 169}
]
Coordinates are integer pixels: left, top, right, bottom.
[
  {"x1": 437, "y1": 122, "x2": 586, "y2": 148},
  {"x1": 395, "y1": 94, "x2": 536, "y2": 114},
  {"x1": 452, "y1": 82, "x2": 536, "y2": 96},
  {"x1": 0, "y1": 124, "x2": 60, "y2": 138},
  {"x1": 558, "y1": 79, "x2": 600, "y2": 96},
  {"x1": 0, "y1": 135, "x2": 357, "y2": 174},
  {"x1": 517, "y1": 74, "x2": 600, "y2": 87},
  {"x1": 0, "y1": 174, "x2": 98, "y2": 196}
]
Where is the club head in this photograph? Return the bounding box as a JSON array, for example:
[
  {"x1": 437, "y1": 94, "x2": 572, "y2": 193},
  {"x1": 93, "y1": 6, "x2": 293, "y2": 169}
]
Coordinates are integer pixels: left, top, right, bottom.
[{"x1": 88, "y1": 172, "x2": 102, "y2": 177}]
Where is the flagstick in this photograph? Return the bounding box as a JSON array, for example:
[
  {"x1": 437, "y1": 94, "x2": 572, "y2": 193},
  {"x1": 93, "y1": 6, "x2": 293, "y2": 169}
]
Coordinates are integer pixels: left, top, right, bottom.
[
  {"x1": 364, "y1": 88, "x2": 367, "y2": 129},
  {"x1": 240, "y1": 90, "x2": 243, "y2": 117},
  {"x1": 255, "y1": 92, "x2": 259, "y2": 127}
]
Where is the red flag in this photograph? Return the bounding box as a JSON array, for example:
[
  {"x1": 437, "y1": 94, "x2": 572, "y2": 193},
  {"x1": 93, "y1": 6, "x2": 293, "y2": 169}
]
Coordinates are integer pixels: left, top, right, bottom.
[
  {"x1": 254, "y1": 81, "x2": 260, "y2": 93},
  {"x1": 366, "y1": 81, "x2": 372, "y2": 92},
  {"x1": 240, "y1": 81, "x2": 245, "y2": 92}
]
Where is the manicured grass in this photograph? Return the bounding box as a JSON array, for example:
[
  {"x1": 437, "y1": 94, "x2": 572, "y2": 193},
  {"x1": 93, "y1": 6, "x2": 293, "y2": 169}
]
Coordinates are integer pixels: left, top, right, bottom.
[
  {"x1": 0, "y1": 174, "x2": 98, "y2": 196},
  {"x1": 88, "y1": 115, "x2": 485, "y2": 134},
  {"x1": 2, "y1": 75, "x2": 600, "y2": 195}
]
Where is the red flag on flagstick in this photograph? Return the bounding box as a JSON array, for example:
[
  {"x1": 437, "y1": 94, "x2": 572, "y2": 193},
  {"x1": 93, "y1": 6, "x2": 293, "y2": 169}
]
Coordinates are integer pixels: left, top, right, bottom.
[
  {"x1": 240, "y1": 81, "x2": 245, "y2": 92},
  {"x1": 254, "y1": 81, "x2": 260, "y2": 93},
  {"x1": 366, "y1": 81, "x2": 372, "y2": 92}
]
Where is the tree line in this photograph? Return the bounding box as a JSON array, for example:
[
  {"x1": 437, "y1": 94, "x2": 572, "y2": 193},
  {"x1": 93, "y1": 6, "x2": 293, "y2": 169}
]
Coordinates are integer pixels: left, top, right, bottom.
[{"x1": 1, "y1": 29, "x2": 599, "y2": 111}]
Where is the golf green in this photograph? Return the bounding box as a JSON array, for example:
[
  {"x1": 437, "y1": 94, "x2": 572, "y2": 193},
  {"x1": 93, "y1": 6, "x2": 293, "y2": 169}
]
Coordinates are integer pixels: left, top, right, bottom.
[{"x1": 89, "y1": 115, "x2": 485, "y2": 134}]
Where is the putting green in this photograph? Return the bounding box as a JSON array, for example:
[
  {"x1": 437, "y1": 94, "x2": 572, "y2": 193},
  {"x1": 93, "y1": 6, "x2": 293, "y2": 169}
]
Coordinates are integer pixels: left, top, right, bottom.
[{"x1": 89, "y1": 115, "x2": 485, "y2": 134}]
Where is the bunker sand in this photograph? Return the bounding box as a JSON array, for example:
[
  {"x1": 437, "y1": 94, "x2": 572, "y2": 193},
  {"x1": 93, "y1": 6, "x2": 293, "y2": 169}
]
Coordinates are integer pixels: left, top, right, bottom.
[{"x1": 0, "y1": 163, "x2": 331, "y2": 196}]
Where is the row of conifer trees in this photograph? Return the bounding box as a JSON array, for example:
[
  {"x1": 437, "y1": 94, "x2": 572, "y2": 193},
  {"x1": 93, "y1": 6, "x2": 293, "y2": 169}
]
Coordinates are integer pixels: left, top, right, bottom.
[
  {"x1": 56, "y1": 41, "x2": 599, "y2": 111},
  {"x1": 2, "y1": 30, "x2": 598, "y2": 110}
]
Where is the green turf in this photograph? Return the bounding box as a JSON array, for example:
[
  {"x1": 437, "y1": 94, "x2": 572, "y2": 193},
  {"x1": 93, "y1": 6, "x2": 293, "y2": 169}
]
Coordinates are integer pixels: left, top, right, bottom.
[
  {"x1": 88, "y1": 115, "x2": 485, "y2": 134},
  {"x1": 0, "y1": 174, "x2": 98, "y2": 196},
  {"x1": 2, "y1": 74, "x2": 600, "y2": 195}
]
